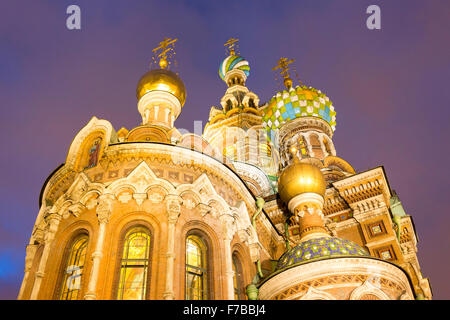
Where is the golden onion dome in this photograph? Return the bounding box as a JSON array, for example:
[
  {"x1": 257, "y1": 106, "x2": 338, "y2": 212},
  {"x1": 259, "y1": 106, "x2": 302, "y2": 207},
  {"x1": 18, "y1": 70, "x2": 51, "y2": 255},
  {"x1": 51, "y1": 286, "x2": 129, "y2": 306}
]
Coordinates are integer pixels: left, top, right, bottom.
[
  {"x1": 278, "y1": 161, "x2": 326, "y2": 204},
  {"x1": 136, "y1": 68, "x2": 186, "y2": 106}
]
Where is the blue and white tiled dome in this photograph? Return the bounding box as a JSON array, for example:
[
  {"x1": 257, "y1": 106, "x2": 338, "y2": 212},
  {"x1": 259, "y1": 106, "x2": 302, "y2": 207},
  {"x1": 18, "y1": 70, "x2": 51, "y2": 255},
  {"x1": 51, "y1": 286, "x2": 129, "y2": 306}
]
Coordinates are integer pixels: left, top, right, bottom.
[{"x1": 276, "y1": 237, "x2": 369, "y2": 271}]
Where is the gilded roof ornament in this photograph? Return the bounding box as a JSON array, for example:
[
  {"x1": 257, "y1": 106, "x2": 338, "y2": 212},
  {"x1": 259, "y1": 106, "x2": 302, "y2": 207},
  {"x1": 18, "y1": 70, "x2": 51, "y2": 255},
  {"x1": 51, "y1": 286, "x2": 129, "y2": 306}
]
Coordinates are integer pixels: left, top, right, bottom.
[
  {"x1": 272, "y1": 57, "x2": 295, "y2": 89},
  {"x1": 224, "y1": 37, "x2": 239, "y2": 56},
  {"x1": 151, "y1": 37, "x2": 178, "y2": 70}
]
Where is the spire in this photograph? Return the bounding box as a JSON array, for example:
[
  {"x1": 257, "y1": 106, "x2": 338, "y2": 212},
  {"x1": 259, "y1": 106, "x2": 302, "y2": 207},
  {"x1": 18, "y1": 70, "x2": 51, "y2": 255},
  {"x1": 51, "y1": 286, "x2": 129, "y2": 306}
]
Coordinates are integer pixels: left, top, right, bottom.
[{"x1": 272, "y1": 57, "x2": 295, "y2": 89}]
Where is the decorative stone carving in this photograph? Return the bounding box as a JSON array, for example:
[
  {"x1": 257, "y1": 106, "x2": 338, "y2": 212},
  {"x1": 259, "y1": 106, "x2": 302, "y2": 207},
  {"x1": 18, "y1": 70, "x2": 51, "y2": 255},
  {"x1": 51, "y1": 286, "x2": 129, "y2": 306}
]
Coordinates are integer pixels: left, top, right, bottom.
[
  {"x1": 299, "y1": 286, "x2": 336, "y2": 300},
  {"x1": 196, "y1": 203, "x2": 211, "y2": 217},
  {"x1": 220, "y1": 213, "x2": 236, "y2": 241},
  {"x1": 133, "y1": 193, "x2": 147, "y2": 206},
  {"x1": 149, "y1": 192, "x2": 164, "y2": 203},
  {"x1": 96, "y1": 194, "x2": 114, "y2": 224},
  {"x1": 67, "y1": 202, "x2": 86, "y2": 218},
  {"x1": 349, "y1": 278, "x2": 391, "y2": 300},
  {"x1": 117, "y1": 192, "x2": 132, "y2": 204},
  {"x1": 166, "y1": 195, "x2": 182, "y2": 223}
]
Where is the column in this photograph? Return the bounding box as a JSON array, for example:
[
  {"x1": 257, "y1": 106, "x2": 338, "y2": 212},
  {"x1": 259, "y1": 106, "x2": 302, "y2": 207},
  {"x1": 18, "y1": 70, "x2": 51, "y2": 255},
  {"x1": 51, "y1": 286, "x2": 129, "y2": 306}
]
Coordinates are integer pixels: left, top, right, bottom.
[
  {"x1": 220, "y1": 213, "x2": 236, "y2": 300},
  {"x1": 17, "y1": 244, "x2": 38, "y2": 299},
  {"x1": 30, "y1": 213, "x2": 61, "y2": 300},
  {"x1": 319, "y1": 134, "x2": 329, "y2": 158},
  {"x1": 84, "y1": 194, "x2": 114, "y2": 300},
  {"x1": 288, "y1": 192, "x2": 329, "y2": 241},
  {"x1": 163, "y1": 195, "x2": 182, "y2": 300}
]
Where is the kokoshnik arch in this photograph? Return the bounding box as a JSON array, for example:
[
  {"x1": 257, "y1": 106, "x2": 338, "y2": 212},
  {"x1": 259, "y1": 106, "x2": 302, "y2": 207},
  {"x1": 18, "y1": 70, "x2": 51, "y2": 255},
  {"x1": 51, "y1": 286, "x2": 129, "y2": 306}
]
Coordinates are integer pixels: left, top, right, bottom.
[{"x1": 18, "y1": 38, "x2": 432, "y2": 300}]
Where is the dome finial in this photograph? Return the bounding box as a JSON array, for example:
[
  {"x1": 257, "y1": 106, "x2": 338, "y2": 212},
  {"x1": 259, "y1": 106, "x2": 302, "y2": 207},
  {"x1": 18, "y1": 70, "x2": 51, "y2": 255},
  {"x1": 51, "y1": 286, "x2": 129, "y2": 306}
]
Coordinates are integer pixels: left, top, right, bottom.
[
  {"x1": 224, "y1": 37, "x2": 239, "y2": 56},
  {"x1": 151, "y1": 37, "x2": 178, "y2": 70},
  {"x1": 272, "y1": 57, "x2": 295, "y2": 89}
]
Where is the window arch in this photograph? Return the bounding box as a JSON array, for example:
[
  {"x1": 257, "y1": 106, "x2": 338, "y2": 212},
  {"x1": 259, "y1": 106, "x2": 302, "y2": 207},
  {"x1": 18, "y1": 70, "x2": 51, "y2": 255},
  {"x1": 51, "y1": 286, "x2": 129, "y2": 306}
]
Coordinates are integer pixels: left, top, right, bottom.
[
  {"x1": 232, "y1": 253, "x2": 244, "y2": 300},
  {"x1": 117, "y1": 226, "x2": 151, "y2": 300},
  {"x1": 58, "y1": 234, "x2": 89, "y2": 300},
  {"x1": 185, "y1": 234, "x2": 208, "y2": 300}
]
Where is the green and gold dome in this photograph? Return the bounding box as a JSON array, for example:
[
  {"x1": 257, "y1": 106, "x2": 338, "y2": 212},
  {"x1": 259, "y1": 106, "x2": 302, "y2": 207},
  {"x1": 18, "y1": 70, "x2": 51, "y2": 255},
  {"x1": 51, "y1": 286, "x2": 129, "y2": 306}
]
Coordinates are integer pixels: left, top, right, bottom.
[{"x1": 262, "y1": 85, "x2": 336, "y2": 138}]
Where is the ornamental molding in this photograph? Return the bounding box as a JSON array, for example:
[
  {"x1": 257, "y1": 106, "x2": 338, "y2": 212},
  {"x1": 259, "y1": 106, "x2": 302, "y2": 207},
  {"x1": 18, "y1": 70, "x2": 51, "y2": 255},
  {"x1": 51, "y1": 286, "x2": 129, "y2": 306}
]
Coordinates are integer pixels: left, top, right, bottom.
[
  {"x1": 333, "y1": 167, "x2": 385, "y2": 188},
  {"x1": 349, "y1": 278, "x2": 394, "y2": 300},
  {"x1": 37, "y1": 161, "x2": 269, "y2": 257},
  {"x1": 351, "y1": 194, "x2": 386, "y2": 216},
  {"x1": 232, "y1": 161, "x2": 272, "y2": 196},
  {"x1": 103, "y1": 143, "x2": 255, "y2": 209},
  {"x1": 298, "y1": 286, "x2": 336, "y2": 300},
  {"x1": 278, "y1": 117, "x2": 333, "y2": 140},
  {"x1": 364, "y1": 235, "x2": 397, "y2": 248},
  {"x1": 258, "y1": 257, "x2": 412, "y2": 300}
]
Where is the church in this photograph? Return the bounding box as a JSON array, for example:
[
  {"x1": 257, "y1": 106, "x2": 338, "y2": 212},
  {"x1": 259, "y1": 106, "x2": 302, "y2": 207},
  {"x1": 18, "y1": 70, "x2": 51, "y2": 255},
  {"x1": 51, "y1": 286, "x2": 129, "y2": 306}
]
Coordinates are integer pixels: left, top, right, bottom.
[{"x1": 17, "y1": 38, "x2": 432, "y2": 300}]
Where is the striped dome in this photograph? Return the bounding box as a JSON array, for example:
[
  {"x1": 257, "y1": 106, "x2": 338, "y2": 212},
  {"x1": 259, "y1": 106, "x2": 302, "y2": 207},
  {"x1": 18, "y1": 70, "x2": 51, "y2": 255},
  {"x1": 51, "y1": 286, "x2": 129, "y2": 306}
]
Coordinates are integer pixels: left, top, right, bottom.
[
  {"x1": 262, "y1": 85, "x2": 336, "y2": 139},
  {"x1": 276, "y1": 237, "x2": 369, "y2": 272},
  {"x1": 219, "y1": 55, "x2": 250, "y2": 81}
]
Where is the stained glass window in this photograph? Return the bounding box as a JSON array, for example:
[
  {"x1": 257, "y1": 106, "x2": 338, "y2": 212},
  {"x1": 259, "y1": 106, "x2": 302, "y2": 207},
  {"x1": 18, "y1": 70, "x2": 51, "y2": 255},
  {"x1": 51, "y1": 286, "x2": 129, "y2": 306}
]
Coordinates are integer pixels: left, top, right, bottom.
[
  {"x1": 117, "y1": 227, "x2": 151, "y2": 300},
  {"x1": 185, "y1": 235, "x2": 208, "y2": 300},
  {"x1": 232, "y1": 255, "x2": 243, "y2": 300},
  {"x1": 59, "y1": 234, "x2": 88, "y2": 300}
]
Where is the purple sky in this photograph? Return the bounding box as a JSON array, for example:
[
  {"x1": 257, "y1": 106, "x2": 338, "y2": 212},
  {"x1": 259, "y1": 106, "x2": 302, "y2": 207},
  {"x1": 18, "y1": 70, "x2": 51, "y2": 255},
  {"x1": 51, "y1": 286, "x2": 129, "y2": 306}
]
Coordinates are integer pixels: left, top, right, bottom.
[{"x1": 0, "y1": 0, "x2": 449, "y2": 299}]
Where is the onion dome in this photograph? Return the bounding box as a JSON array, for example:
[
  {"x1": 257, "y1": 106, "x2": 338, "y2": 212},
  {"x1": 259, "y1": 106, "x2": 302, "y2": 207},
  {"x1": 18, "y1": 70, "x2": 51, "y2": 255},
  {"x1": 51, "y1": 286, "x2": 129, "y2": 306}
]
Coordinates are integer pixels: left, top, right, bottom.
[
  {"x1": 278, "y1": 160, "x2": 326, "y2": 205},
  {"x1": 136, "y1": 68, "x2": 187, "y2": 107},
  {"x1": 262, "y1": 85, "x2": 336, "y2": 138},
  {"x1": 219, "y1": 55, "x2": 250, "y2": 82},
  {"x1": 276, "y1": 237, "x2": 370, "y2": 272}
]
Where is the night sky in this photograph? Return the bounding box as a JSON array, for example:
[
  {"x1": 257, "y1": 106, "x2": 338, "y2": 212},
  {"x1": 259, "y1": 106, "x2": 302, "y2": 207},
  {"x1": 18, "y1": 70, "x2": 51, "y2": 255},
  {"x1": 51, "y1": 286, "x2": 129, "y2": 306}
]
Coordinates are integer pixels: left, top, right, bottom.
[{"x1": 0, "y1": 0, "x2": 449, "y2": 299}]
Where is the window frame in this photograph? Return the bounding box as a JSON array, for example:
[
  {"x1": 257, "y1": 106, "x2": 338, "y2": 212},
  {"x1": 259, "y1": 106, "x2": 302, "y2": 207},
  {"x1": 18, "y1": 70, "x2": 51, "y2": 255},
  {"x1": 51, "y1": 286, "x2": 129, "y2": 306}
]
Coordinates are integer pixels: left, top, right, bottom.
[
  {"x1": 114, "y1": 224, "x2": 153, "y2": 300},
  {"x1": 56, "y1": 232, "x2": 89, "y2": 300}
]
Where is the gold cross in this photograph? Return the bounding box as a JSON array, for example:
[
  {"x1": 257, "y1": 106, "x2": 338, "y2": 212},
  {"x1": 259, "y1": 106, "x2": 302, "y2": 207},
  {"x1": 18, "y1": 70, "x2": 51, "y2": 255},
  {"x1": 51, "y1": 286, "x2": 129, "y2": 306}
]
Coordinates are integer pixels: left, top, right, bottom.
[
  {"x1": 152, "y1": 37, "x2": 177, "y2": 69},
  {"x1": 272, "y1": 57, "x2": 295, "y2": 79},
  {"x1": 224, "y1": 38, "x2": 239, "y2": 55},
  {"x1": 152, "y1": 37, "x2": 177, "y2": 55}
]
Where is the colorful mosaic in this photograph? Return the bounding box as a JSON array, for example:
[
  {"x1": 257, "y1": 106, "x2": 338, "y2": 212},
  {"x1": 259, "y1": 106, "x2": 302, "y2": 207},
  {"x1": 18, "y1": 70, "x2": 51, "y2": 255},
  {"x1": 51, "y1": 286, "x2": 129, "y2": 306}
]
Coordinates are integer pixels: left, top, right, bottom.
[
  {"x1": 276, "y1": 237, "x2": 369, "y2": 271},
  {"x1": 219, "y1": 55, "x2": 250, "y2": 81},
  {"x1": 262, "y1": 86, "x2": 336, "y2": 139}
]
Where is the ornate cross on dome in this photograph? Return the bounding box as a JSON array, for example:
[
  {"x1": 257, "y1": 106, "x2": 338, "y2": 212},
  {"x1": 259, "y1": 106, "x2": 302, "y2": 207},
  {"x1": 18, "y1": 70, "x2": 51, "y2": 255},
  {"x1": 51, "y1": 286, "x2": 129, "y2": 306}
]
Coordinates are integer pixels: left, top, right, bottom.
[
  {"x1": 152, "y1": 37, "x2": 178, "y2": 69},
  {"x1": 273, "y1": 57, "x2": 295, "y2": 88},
  {"x1": 224, "y1": 37, "x2": 239, "y2": 56}
]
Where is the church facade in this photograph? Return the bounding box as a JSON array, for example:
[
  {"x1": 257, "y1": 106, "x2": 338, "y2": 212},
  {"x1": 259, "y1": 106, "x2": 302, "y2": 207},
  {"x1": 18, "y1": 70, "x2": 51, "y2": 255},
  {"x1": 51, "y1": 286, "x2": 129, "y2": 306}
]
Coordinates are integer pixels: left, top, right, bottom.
[{"x1": 18, "y1": 39, "x2": 432, "y2": 300}]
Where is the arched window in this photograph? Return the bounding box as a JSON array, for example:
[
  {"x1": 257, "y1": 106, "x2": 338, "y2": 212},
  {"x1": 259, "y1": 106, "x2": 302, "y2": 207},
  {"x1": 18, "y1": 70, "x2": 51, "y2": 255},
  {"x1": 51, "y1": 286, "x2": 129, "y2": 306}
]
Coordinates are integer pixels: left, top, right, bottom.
[
  {"x1": 226, "y1": 99, "x2": 233, "y2": 112},
  {"x1": 185, "y1": 235, "x2": 208, "y2": 300},
  {"x1": 117, "y1": 227, "x2": 151, "y2": 300},
  {"x1": 232, "y1": 254, "x2": 244, "y2": 300},
  {"x1": 59, "y1": 234, "x2": 89, "y2": 300},
  {"x1": 309, "y1": 134, "x2": 324, "y2": 158}
]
